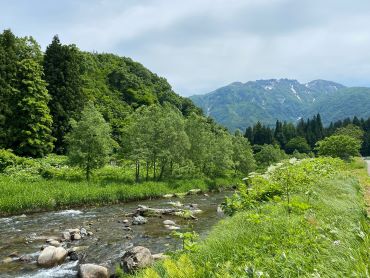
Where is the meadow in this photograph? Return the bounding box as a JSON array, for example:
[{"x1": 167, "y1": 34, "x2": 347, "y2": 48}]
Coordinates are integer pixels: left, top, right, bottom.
[
  {"x1": 127, "y1": 158, "x2": 370, "y2": 277},
  {"x1": 0, "y1": 154, "x2": 235, "y2": 216}
]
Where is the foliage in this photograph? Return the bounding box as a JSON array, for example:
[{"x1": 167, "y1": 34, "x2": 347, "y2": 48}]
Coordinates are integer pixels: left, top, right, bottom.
[
  {"x1": 254, "y1": 144, "x2": 287, "y2": 168},
  {"x1": 171, "y1": 231, "x2": 199, "y2": 252},
  {"x1": 0, "y1": 149, "x2": 20, "y2": 172},
  {"x1": 231, "y1": 134, "x2": 256, "y2": 175},
  {"x1": 65, "y1": 103, "x2": 115, "y2": 180},
  {"x1": 334, "y1": 123, "x2": 364, "y2": 142},
  {"x1": 285, "y1": 136, "x2": 311, "y2": 154},
  {"x1": 316, "y1": 135, "x2": 361, "y2": 161},
  {"x1": 134, "y1": 157, "x2": 368, "y2": 278}
]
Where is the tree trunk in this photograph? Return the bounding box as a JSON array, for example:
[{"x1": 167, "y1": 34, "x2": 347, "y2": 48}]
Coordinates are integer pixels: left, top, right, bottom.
[
  {"x1": 135, "y1": 160, "x2": 140, "y2": 183},
  {"x1": 158, "y1": 162, "x2": 166, "y2": 181},
  {"x1": 153, "y1": 157, "x2": 156, "y2": 180}
]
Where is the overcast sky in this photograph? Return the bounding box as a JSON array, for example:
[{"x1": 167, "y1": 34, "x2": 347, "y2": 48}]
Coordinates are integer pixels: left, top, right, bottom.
[{"x1": 1, "y1": 0, "x2": 370, "y2": 96}]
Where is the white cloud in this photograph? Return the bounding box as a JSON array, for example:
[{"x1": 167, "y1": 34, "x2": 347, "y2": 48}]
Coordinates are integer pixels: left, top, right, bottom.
[{"x1": 1, "y1": 0, "x2": 370, "y2": 95}]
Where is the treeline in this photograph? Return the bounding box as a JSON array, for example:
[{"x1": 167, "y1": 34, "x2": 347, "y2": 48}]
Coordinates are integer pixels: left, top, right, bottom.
[
  {"x1": 0, "y1": 29, "x2": 257, "y2": 180},
  {"x1": 0, "y1": 29, "x2": 200, "y2": 157},
  {"x1": 244, "y1": 114, "x2": 370, "y2": 155}
]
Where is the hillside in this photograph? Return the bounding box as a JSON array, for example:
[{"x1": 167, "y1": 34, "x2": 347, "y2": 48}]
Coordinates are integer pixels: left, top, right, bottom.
[{"x1": 190, "y1": 79, "x2": 370, "y2": 131}]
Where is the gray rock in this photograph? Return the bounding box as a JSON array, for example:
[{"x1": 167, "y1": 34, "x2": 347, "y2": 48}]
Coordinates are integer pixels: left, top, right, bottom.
[
  {"x1": 80, "y1": 228, "x2": 87, "y2": 236},
  {"x1": 132, "y1": 216, "x2": 147, "y2": 225},
  {"x1": 37, "y1": 246, "x2": 67, "y2": 267},
  {"x1": 78, "y1": 263, "x2": 109, "y2": 278},
  {"x1": 163, "y1": 220, "x2": 176, "y2": 225},
  {"x1": 121, "y1": 246, "x2": 153, "y2": 273},
  {"x1": 165, "y1": 225, "x2": 180, "y2": 230}
]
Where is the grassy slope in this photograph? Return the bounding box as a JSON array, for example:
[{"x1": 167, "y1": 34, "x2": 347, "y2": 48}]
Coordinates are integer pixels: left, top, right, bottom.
[{"x1": 132, "y1": 158, "x2": 369, "y2": 277}]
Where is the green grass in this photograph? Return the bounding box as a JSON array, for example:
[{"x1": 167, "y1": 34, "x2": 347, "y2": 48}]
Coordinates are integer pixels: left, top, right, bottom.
[
  {"x1": 0, "y1": 176, "x2": 237, "y2": 216},
  {"x1": 130, "y1": 158, "x2": 369, "y2": 278}
]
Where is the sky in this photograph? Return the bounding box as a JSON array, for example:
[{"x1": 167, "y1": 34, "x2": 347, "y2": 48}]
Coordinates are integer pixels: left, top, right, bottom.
[{"x1": 1, "y1": 0, "x2": 370, "y2": 96}]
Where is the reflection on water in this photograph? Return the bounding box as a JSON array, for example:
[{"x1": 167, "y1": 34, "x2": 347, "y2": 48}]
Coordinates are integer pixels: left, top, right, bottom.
[{"x1": 0, "y1": 191, "x2": 229, "y2": 277}]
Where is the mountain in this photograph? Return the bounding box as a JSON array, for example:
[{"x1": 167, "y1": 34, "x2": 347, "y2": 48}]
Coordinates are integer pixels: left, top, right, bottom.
[{"x1": 190, "y1": 79, "x2": 370, "y2": 131}]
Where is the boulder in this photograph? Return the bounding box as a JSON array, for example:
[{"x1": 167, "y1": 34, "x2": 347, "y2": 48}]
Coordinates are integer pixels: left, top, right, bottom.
[
  {"x1": 163, "y1": 220, "x2": 176, "y2": 225},
  {"x1": 165, "y1": 225, "x2": 180, "y2": 230},
  {"x1": 67, "y1": 228, "x2": 80, "y2": 234},
  {"x1": 19, "y1": 254, "x2": 33, "y2": 263},
  {"x1": 121, "y1": 246, "x2": 153, "y2": 273},
  {"x1": 78, "y1": 263, "x2": 109, "y2": 278},
  {"x1": 132, "y1": 216, "x2": 147, "y2": 225},
  {"x1": 163, "y1": 194, "x2": 174, "y2": 198},
  {"x1": 37, "y1": 246, "x2": 67, "y2": 267}
]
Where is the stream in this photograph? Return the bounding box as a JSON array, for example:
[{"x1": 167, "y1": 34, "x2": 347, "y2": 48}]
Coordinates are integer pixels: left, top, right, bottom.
[{"x1": 0, "y1": 191, "x2": 229, "y2": 277}]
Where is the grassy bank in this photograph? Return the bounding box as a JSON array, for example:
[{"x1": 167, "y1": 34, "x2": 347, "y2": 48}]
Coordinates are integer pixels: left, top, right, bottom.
[
  {"x1": 129, "y1": 158, "x2": 369, "y2": 277},
  {"x1": 0, "y1": 177, "x2": 236, "y2": 216}
]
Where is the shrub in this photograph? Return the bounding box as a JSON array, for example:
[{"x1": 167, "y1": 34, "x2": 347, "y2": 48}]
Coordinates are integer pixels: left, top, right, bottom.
[{"x1": 315, "y1": 135, "x2": 361, "y2": 160}]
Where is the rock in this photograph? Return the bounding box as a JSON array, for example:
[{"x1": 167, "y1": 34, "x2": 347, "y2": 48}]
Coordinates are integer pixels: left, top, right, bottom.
[
  {"x1": 19, "y1": 254, "x2": 33, "y2": 263},
  {"x1": 68, "y1": 251, "x2": 79, "y2": 261},
  {"x1": 80, "y1": 228, "x2": 87, "y2": 236},
  {"x1": 163, "y1": 220, "x2": 176, "y2": 225},
  {"x1": 125, "y1": 235, "x2": 133, "y2": 240},
  {"x1": 217, "y1": 206, "x2": 225, "y2": 216},
  {"x1": 61, "y1": 231, "x2": 71, "y2": 241},
  {"x1": 174, "y1": 192, "x2": 187, "y2": 198},
  {"x1": 164, "y1": 225, "x2": 180, "y2": 230},
  {"x1": 187, "y1": 189, "x2": 202, "y2": 195},
  {"x1": 8, "y1": 252, "x2": 19, "y2": 258},
  {"x1": 132, "y1": 216, "x2": 147, "y2": 225},
  {"x1": 163, "y1": 194, "x2": 174, "y2": 198},
  {"x1": 203, "y1": 193, "x2": 209, "y2": 197},
  {"x1": 78, "y1": 263, "x2": 109, "y2": 278},
  {"x1": 152, "y1": 253, "x2": 168, "y2": 261},
  {"x1": 87, "y1": 232, "x2": 93, "y2": 236},
  {"x1": 72, "y1": 233, "x2": 82, "y2": 240},
  {"x1": 121, "y1": 246, "x2": 153, "y2": 273},
  {"x1": 37, "y1": 246, "x2": 67, "y2": 267},
  {"x1": 123, "y1": 227, "x2": 132, "y2": 231},
  {"x1": 192, "y1": 209, "x2": 203, "y2": 214},
  {"x1": 67, "y1": 228, "x2": 80, "y2": 234},
  {"x1": 1, "y1": 257, "x2": 13, "y2": 264},
  {"x1": 47, "y1": 239, "x2": 61, "y2": 247},
  {"x1": 168, "y1": 201, "x2": 183, "y2": 207},
  {"x1": 123, "y1": 219, "x2": 129, "y2": 224},
  {"x1": 190, "y1": 204, "x2": 198, "y2": 209}
]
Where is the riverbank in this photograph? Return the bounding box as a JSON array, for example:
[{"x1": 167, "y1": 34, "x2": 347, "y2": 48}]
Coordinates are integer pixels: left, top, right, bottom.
[
  {"x1": 0, "y1": 176, "x2": 236, "y2": 216},
  {"x1": 131, "y1": 158, "x2": 370, "y2": 277}
]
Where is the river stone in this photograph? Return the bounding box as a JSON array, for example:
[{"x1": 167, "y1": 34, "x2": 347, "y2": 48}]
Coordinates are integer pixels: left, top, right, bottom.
[
  {"x1": 165, "y1": 225, "x2": 180, "y2": 230},
  {"x1": 163, "y1": 220, "x2": 176, "y2": 225},
  {"x1": 80, "y1": 228, "x2": 87, "y2": 236},
  {"x1": 72, "y1": 233, "x2": 82, "y2": 240},
  {"x1": 163, "y1": 194, "x2": 174, "y2": 198},
  {"x1": 37, "y1": 246, "x2": 67, "y2": 267},
  {"x1": 61, "y1": 231, "x2": 71, "y2": 241},
  {"x1": 132, "y1": 216, "x2": 147, "y2": 225},
  {"x1": 19, "y1": 254, "x2": 33, "y2": 263},
  {"x1": 47, "y1": 239, "x2": 61, "y2": 247},
  {"x1": 187, "y1": 189, "x2": 202, "y2": 195},
  {"x1": 67, "y1": 228, "x2": 80, "y2": 234},
  {"x1": 121, "y1": 246, "x2": 153, "y2": 273},
  {"x1": 78, "y1": 263, "x2": 109, "y2": 278}
]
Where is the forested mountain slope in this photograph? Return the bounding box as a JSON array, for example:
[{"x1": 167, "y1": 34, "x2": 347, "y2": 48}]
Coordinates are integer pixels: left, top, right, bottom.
[{"x1": 190, "y1": 79, "x2": 370, "y2": 131}]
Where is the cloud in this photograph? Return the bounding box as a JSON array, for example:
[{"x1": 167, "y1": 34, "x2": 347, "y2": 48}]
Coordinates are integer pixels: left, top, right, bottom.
[{"x1": 1, "y1": 0, "x2": 370, "y2": 95}]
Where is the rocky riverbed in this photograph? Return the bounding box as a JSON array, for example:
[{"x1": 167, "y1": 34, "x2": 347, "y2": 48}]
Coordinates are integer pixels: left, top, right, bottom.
[{"x1": 0, "y1": 190, "x2": 229, "y2": 277}]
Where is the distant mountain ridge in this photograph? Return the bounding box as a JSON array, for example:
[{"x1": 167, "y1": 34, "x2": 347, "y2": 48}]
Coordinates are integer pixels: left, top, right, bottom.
[{"x1": 190, "y1": 79, "x2": 370, "y2": 131}]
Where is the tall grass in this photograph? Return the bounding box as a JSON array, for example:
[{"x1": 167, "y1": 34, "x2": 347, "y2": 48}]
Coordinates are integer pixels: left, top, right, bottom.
[
  {"x1": 131, "y1": 158, "x2": 369, "y2": 277},
  {"x1": 0, "y1": 177, "x2": 234, "y2": 216}
]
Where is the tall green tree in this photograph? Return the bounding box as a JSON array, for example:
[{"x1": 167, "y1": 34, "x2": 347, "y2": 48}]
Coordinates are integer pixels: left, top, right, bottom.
[
  {"x1": 44, "y1": 35, "x2": 86, "y2": 153},
  {"x1": 10, "y1": 59, "x2": 54, "y2": 156},
  {"x1": 66, "y1": 103, "x2": 115, "y2": 180},
  {"x1": 231, "y1": 134, "x2": 256, "y2": 176},
  {"x1": 0, "y1": 30, "x2": 18, "y2": 147},
  {"x1": 315, "y1": 135, "x2": 360, "y2": 161}
]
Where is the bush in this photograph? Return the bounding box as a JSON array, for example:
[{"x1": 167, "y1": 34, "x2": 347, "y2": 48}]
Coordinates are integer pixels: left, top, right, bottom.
[
  {"x1": 255, "y1": 144, "x2": 287, "y2": 168},
  {"x1": 0, "y1": 149, "x2": 20, "y2": 172},
  {"x1": 315, "y1": 135, "x2": 361, "y2": 160}
]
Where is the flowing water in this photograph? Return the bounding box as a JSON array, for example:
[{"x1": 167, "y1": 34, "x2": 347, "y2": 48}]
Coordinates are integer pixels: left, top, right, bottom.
[{"x1": 0, "y1": 191, "x2": 229, "y2": 277}]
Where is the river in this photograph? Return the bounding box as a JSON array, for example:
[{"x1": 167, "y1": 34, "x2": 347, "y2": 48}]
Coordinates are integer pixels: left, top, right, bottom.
[{"x1": 0, "y1": 191, "x2": 229, "y2": 277}]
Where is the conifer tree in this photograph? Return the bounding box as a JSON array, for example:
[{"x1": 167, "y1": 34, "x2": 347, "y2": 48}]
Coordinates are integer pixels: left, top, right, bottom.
[{"x1": 44, "y1": 35, "x2": 86, "y2": 153}]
